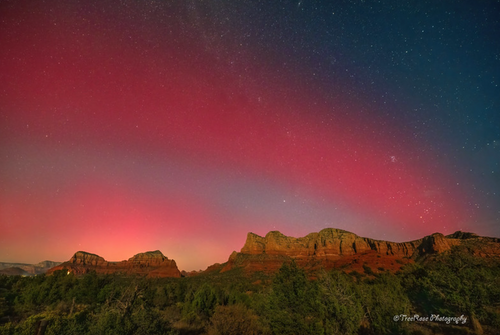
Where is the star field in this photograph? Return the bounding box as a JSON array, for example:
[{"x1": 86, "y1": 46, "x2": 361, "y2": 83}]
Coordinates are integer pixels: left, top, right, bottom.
[{"x1": 1, "y1": 0, "x2": 499, "y2": 270}]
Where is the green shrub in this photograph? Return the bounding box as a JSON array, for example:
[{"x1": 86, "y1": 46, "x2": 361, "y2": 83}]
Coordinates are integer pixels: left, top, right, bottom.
[{"x1": 207, "y1": 304, "x2": 263, "y2": 335}]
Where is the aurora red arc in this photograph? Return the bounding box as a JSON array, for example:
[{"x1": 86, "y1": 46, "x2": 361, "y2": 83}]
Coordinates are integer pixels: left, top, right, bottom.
[{"x1": 0, "y1": 1, "x2": 473, "y2": 270}]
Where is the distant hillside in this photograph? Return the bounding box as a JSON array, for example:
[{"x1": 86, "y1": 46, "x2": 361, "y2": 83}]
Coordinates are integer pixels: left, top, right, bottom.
[
  {"x1": 0, "y1": 260, "x2": 61, "y2": 276},
  {"x1": 0, "y1": 267, "x2": 30, "y2": 276}
]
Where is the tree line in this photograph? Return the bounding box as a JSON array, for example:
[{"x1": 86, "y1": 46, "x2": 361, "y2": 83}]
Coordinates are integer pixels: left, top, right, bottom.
[{"x1": 0, "y1": 246, "x2": 499, "y2": 335}]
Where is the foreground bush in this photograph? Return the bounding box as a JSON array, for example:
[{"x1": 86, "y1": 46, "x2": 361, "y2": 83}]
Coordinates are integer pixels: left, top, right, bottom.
[{"x1": 207, "y1": 304, "x2": 264, "y2": 335}]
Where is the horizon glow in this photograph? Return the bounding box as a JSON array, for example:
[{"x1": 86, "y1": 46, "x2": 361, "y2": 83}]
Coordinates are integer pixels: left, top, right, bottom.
[{"x1": 1, "y1": 1, "x2": 498, "y2": 271}]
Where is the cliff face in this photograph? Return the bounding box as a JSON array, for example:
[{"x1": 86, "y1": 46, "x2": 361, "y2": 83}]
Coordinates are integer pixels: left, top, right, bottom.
[
  {"x1": 47, "y1": 250, "x2": 181, "y2": 278},
  {"x1": 222, "y1": 228, "x2": 500, "y2": 274},
  {"x1": 68, "y1": 252, "x2": 106, "y2": 267},
  {"x1": 240, "y1": 229, "x2": 424, "y2": 258}
]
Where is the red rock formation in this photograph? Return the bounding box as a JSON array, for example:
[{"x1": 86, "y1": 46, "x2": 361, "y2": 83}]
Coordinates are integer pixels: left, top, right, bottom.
[
  {"x1": 221, "y1": 228, "x2": 500, "y2": 274},
  {"x1": 68, "y1": 251, "x2": 106, "y2": 267},
  {"x1": 47, "y1": 250, "x2": 181, "y2": 278}
]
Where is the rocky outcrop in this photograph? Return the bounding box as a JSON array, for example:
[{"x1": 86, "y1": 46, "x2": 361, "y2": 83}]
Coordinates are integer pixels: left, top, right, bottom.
[
  {"x1": 418, "y1": 233, "x2": 460, "y2": 254},
  {"x1": 68, "y1": 251, "x2": 106, "y2": 267},
  {"x1": 47, "y1": 250, "x2": 181, "y2": 278},
  {"x1": 221, "y1": 228, "x2": 500, "y2": 274},
  {"x1": 127, "y1": 251, "x2": 181, "y2": 277}
]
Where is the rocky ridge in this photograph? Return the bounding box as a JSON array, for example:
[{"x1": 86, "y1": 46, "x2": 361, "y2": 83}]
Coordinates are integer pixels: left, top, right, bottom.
[
  {"x1": 47, "y1": 250, "x2": 181, "y2": 278},
  {"x1": 221, "y1": 228, "x2": 500, "y2": 274}
]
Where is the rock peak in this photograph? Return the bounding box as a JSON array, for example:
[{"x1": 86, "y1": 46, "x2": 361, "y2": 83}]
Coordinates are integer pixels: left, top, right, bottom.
[
  {"x1": 265, "y1": 231, "x2": 285, "y2": 238},
  {"x1": 447, "y1": 231, "x2": 479, "y2": 239},
  {"x1": 129, "y1": 250, "x2": 166, "y2": 261},
  {"x1": 73, "y1": 251, "x2": 101, "y2": 257},
  {"x1": 318, "y1": 227, "x2": 357, "y2": 236},
  {"x1": 70, "y1": 251, "x2": 106, "y2": 266}
]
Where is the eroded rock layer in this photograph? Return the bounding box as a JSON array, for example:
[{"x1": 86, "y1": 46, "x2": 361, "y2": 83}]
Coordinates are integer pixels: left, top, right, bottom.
[{"x1": 221, "y1": 228, "x2": 500, "y2": 274}]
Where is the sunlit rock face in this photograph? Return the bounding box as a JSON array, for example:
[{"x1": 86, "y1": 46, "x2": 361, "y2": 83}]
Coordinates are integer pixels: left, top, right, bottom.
[
  {"x1": 241, "y1": 228, "x2": 421, "y2": 257},
  {"x1": 47, "y1": 250, "x2": 181, "y2": 277},
  {"x1": 69, "y1": 251, "x2": 106, "y2": 267},
  {"x1": 222, "y1": 228, "x2": 500, "y2": 274}
]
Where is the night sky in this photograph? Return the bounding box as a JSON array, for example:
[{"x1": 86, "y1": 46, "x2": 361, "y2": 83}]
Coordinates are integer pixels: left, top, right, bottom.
[{"x1": 1, "y1": 0, "x2": 499, "y2": 271}]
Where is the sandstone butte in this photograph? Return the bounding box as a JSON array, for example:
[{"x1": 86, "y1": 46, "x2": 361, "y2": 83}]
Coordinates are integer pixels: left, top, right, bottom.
[
  {"x1": 47, "y1": 250, "x2": 181, "y2": 278},
  {"x1": 220, "y1": 228, "x2": 500, "y2": 274}
]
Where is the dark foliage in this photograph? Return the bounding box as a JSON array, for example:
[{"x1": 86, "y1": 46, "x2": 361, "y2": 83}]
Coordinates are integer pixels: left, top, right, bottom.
[{"x1": 0, "y1": 250, "x2": 499, "y2": 335}]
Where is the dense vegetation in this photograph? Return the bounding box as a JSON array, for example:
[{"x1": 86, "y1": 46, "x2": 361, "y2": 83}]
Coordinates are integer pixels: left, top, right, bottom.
[{"x1": 0, "y1": 247, "x2": 499, "y2": 335}]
